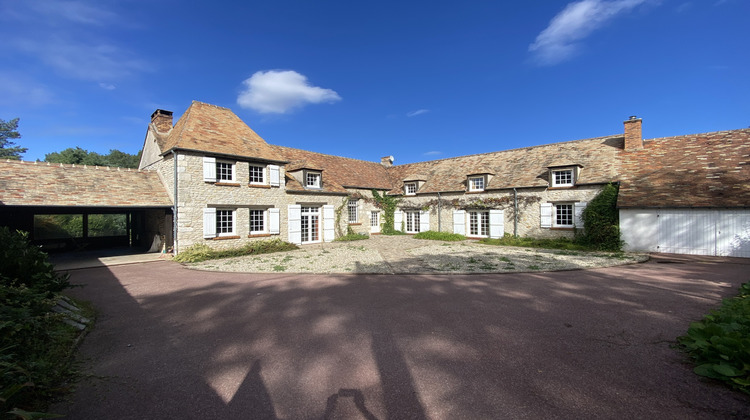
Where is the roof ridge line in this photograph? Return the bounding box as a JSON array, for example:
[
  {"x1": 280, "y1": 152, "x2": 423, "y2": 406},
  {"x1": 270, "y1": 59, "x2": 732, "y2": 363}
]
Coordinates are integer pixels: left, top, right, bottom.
[{"x1": 271, "y1": 144, "x2": 383, "y2": 165}]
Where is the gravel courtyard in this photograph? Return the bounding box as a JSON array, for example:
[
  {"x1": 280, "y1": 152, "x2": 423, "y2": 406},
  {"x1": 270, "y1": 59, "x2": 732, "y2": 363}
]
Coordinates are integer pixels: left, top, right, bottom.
[{"x1": 189, "y1": 236, "x2": 648, "y2": 274}]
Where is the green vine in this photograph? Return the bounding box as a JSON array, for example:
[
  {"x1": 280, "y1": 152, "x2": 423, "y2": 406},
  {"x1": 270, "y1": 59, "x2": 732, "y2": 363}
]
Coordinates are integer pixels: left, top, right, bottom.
[
  {"x1": 371, "y1": 189, "x2": 401, "y2": 235},
  {"x1": 334, "y1": 196, "x2": 349, "y2": 238}
]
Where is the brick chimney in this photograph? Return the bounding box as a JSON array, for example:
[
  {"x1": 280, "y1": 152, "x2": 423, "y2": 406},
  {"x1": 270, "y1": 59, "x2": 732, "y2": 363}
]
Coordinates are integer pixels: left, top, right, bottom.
[
  {"x1": 381, "y1": 155, "x2": 394, "y2": 167},
  {"x1": 623, "y1": 116, "x2": 643, "y2": 151},
  {"x1": 151, "y1": 109, "x2": 173, "y2": 133}
]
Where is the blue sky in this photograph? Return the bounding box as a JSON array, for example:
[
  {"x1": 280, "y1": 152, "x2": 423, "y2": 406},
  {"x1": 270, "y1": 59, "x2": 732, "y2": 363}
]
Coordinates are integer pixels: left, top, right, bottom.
[{"x1": 1, "y1": 0, "x2": 748, "y2": 165}]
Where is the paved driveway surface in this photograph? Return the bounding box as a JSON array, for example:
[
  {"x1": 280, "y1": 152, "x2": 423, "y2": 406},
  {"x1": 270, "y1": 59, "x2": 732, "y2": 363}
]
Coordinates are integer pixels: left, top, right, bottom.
[{"x1": 55, "y1": 256, "x2": 750, "y2": 419}]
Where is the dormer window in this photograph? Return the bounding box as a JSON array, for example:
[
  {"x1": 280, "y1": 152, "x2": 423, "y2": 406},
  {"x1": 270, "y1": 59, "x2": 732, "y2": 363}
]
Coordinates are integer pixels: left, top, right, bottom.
[
  {"x1": 306, "y1": 171, "x2": 321, "y2": 188},
  {"x1": 468, "y1": 176, "x2": 485, "y2": 192},
  {"x1": 551, "y1": 168, "x2": 575, "y2": 187},
  {"x1": 405, "y1": 182, "x2": 417, "y2": 195}
]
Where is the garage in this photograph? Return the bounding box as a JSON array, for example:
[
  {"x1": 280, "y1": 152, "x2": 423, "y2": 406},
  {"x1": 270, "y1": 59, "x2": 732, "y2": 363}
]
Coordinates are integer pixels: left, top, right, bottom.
[{"x1": 620, "y1": 209, "x2": 750, "y2": 258}]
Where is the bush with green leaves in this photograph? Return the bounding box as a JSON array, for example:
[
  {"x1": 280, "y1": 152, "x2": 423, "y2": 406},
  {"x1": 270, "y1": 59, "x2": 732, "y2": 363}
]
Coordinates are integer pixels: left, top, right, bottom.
[
  {"x1": 677, "y1": 282, "x2": 750, "y2": 395},
  {"x1": 576, "y1": 183, "x2": 622, "y2": 251},
  {"x1": 413, "y1": 231, "x2": 466, "y2": 241},
  {"x1": 173, "y1": 239, "x2": 298, "y2": 263},
  {"x1": 0, "y1": 227, "x2": 74, "y2": 417},
  {"x1": 480, "y1": 233, "x2": 588, "y2": 251}
]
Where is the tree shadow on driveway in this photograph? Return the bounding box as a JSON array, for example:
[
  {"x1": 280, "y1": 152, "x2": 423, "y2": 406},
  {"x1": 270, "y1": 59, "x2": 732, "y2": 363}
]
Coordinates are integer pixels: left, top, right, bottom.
[{"x1": 55, "y1": 257, "x2": 750, "y2": 419}]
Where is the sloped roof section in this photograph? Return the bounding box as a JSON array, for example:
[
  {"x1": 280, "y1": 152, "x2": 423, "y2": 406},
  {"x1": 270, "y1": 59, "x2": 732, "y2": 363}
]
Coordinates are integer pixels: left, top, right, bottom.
[
  {"x1": 618, "y1": 129, "x2": 750, "y2": 208},
  {"x1": 0, "y1": 160, "x2": 172, "y2": 207},
  {"x1": 387, "y1": 135, "x2": 623, "y2": 194},
  {"x1": 272, "y1": 145, "x2": 393, "y2": 194},
  {"x1": 160, "y1": 101, "x2": 283, "y2": 162}
]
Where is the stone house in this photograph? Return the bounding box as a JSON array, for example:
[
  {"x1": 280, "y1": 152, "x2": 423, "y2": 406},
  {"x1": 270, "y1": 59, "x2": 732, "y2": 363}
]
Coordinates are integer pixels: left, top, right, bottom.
[{"x1": 1, "y1": 101, "x2": 748, "y2": 257}]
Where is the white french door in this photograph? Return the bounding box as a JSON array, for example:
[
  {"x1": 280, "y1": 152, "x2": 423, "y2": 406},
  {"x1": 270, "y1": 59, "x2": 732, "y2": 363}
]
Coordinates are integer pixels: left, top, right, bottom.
[{"x1": 300, "y1": 206, "x2": 321, "y2": 244}]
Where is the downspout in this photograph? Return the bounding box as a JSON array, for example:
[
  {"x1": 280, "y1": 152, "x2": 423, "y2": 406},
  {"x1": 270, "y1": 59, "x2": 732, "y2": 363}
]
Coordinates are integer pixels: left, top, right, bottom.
[
  {"x1": 513, "y1": 188, "x2": 518, "y2": 237},
  {"x1": 172, "y1": 150, "x2": 178, "y2": 254},
  {"x1": 437, "y1": 191, "x2": 442, "y2": 232}
]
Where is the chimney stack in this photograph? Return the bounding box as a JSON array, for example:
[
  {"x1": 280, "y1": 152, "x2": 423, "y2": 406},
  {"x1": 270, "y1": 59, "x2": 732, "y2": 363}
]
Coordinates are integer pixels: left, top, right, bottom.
[
  {"x1": 623, "y1": 116, "x2": 643, "y2": 151},
  {"x1": 151, "y1": 109, "x2": 174, "y2": 133},
  {"x1": 381, "y1": 155, "x2": 394, "y2": 167}
]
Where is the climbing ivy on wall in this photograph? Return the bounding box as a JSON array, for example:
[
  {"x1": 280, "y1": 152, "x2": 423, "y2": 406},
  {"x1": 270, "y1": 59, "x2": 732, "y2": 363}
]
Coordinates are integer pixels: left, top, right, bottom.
[
  {"x1": 577, "y1": 183, "x2": 622, "y2": 251},
  {"x1": 371, "y1": 190, "x2": 401, "y2": 235}
]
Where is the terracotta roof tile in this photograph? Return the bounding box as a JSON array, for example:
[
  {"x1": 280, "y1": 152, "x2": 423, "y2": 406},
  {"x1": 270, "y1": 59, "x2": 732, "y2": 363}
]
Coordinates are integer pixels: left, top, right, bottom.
[
  {"x1": 617, "y1": 129, "x2": 750, "y2": 208},
  {"x1": 0, "y1": 160, "x2": 172, "y2": 207},
  {"x1": 387, "y1": 135, "x2": 622, "y2": 194},
  {"x1": 272, "y1": 145, "x2": 393, "y2": 193},
  {"x1": 160, "y1": 101, "x2": 283, "y2": 162}
]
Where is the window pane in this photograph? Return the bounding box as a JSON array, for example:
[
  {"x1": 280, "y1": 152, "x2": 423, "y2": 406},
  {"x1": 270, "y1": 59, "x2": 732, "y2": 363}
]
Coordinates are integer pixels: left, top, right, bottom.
[
  {"x1": 554, "y1": 170, "x2": 573, "y2": 186},
  {"x1": 33, "y1": 214, "x2": 83, "y2": 239},
  {"x1": 555, "y1": 204, "x2": 573, "y2": 226},
  {"x1": 249, "y1": 166, "x2": 264, "y2": 183},
  {"x1": 217, "y1": 210, "x2": 234, "y2": 234},
  {"x1": 88, "y1": 214, "x2": 127, "y2": 237},
  {"x1": 250, "y1": 210, "x2": 265, "y2": 233},
  {"x1": 348, "y1": 200, "x2": 358, "y2": 223},
  {"x1": 217, "y1": 162, "x2": 233, "y2": 181}
]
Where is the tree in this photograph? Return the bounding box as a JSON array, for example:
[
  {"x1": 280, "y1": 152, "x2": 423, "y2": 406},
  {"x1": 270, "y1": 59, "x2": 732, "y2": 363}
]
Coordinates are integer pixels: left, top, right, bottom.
[
  {"x1": 0, "y1": 118, "x2": 27, "y2": 160},
  {"x1": 44, "y1": 147, "x2": 141, "y2": 168}
]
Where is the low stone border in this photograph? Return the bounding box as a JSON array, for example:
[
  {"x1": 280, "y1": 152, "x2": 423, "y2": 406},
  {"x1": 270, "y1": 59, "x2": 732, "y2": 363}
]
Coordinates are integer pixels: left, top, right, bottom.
[{"x1": 188, "y1": 237, "x2": 648, "y2": 274}]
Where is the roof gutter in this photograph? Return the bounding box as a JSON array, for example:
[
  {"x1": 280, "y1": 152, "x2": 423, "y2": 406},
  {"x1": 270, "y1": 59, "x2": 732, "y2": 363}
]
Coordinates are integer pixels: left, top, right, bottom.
[{"x1": 160, "y1": 147, "x2": 289, "y2": 165}]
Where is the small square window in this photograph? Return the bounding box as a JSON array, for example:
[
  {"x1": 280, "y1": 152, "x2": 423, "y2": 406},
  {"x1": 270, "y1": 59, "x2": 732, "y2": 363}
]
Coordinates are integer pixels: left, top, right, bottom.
[
  {"x1": 405, "y1": 182, "x2": 417, "y2": 195},
  {"x1": 216, "y1": 162, "x2": 235, "y2": 182},
  {"x1": 249, "y1": 165, "x2": 265, "y2": 184},
  {"x1": 306, "y1": 172, "x2": 321, "y2": 188},
  {"x1": 468, "y1": 176, "x2": 485, "y2": 192},
  {"x1": 552, "y1": 169, "x2": 574, "y2": 187}
]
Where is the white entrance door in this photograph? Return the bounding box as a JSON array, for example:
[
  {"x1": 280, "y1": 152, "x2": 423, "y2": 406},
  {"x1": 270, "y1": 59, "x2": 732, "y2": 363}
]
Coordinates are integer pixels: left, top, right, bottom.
[
  {"x1": 300, "y1": 206, "x2": 321, "y2": 244},
  {"x1": 370, "y1": 211, "x2": 380, "y2": 234}
]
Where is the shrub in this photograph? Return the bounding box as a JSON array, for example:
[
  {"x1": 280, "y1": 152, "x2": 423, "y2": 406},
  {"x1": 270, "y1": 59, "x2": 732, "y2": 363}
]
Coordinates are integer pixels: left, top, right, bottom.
[
  {"x1": 335, "y1": 232, "x2": 369, "y2": 242},
  {"x1": 413, "y1": 231, "x2": 466, "y2": 241},
  {"x1": 0, "y1": 227, "x2": 75, "y2": 417},
  {"x1": 576, "y1": 183, "x2": 622, "y2": 251},
  {"x1": 173, "y1": 239, "x2": 298, "y2": 263},
  {"x1": 677, "y1": 282, "x2": 750, "y2": 395},
  {"x1": 480, "y1": 233, "x2": 589, "y2": 251}
]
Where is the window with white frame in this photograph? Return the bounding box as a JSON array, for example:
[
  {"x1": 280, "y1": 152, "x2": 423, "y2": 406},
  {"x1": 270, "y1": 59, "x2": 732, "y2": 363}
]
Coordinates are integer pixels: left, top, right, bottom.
[
  {"x1": 554, "y1": 204, "x2": 574, "y2": 227},
  {"x1": 249, "y1": 209, "x2": 266, "y2": 234},
  {"x1": 405, "y1": 211, "x2": 420, "y2": 233},
  {"x1": 370, "y1": 211, "x2": 379, "y2": 227},
  {"x1": 551, "y1": 169, "x2": 574, "y2": 187},
  {"x1": 348, "y1": 199, "x2": 358, "y2": 223},
  {"x1": 306, "y1": 171, "x2": 321, "y2": 188},
  {"x1": 405, "y1": 182, "x2": 417, "y2": 195},
  {"x1": 469, "y1": 210, "x2": 490, "y2": 237},
  {"x1": 249, "y1": 165, "x2": 265, "y2": 184},
  {"x1": 216, "y1": 161, "x2": 235, "y2": 182},
  {"x1": 216, "y1": 209, "x2": 235, "y2": 236},
  {"x1": 468, "y1": 176, "x2": 485, "y2": 192}
]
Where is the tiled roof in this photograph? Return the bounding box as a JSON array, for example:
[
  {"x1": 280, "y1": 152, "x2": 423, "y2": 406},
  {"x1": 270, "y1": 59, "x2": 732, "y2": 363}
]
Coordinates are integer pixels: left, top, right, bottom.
[
  {"x1": 159, "y1": 101, "x2": 283, "y2": 162},
  {"x1": 617, "y1": 129, "x2": 750, "y2": 208},
  {"x1": 387, "y1": 135, "x2": 623, "y2": 194},
  {"x1": 0, "y1": 160, "x2": 172, "y2": 207},
  {"x1": 271, "y1": 145, "x2": 393, "y2": 194}
]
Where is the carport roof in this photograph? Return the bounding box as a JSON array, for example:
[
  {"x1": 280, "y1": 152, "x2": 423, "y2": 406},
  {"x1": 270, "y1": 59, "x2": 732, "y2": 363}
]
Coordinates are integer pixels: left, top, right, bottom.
[{"x1": 0, "y1": 160, "x2": 173, "y2": 208}]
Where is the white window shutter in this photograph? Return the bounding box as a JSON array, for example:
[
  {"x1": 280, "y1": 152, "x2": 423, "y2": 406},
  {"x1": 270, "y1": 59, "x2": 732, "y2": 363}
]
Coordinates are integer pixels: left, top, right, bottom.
[
  {"x1": 394, "y1": 210, "x2": 404, "y2": 232},
  {"x1": 489, "y1": 209, "x2": 504, "y2": 239},
  {"x1": 453, "y1": 210, "x2": 466, "y2": 235},
  {"x1": 203, "y1": 207, "x2": 216, "y2": 238},
  {"x1": 323, "y1": 205, "x2": 335, "y2": 242},
  {"x1": 203, "y1": 156, "x2": 216, "y2": 182},
  {"x1": 541, "y1": 203, "x2": 553, "y2": 228},
  {"x1": 288, "y1": 205, "x2": 301, "y2": 245},
  {"x1": 420, "y1": 210, "x2": 430, "y2": 232},
  {"x1": 269, "y1": 208, "x2": 280, "y2": 234},
  {"x1": 269, "y1": 165, "x2": 280, "y2": 186},
  {"x1": 575, "y1": 202, "x2": 587, "y2": 228}
]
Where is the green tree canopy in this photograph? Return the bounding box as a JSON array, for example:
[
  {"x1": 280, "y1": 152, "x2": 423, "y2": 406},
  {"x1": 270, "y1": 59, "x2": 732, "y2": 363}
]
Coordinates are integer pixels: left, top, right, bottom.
[
  {"x1": 0, "y1": 118, "x2": 27, "y2": 160},
  {"x1": 44, "y1": 147, "x2": 141, "y2": 168}
]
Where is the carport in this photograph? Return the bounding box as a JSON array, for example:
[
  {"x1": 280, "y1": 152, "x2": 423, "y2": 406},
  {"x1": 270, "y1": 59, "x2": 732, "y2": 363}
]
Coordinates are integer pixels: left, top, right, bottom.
[{"x1": 0, "y1": 160, "x2": 173, "y2": 253}]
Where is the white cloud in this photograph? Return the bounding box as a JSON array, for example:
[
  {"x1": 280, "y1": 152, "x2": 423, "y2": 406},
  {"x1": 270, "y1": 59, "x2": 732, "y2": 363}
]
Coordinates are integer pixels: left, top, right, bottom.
[
  {"x1": 423, "y1": 151, "x2": 442, "y2": 156},
  {"x1": 28, "y1": 0, "x2": 116, "y2": 26},
  {"x1": 237, "y1": 70, "x2": 342, "y2": 114},
  {"x1": 0, "y1": 71, "x2": 55, "y2": 107},
  {"x1": 407, "y1": 109, "x2": 430, "y2": 117},
  {"x1": 529, "y1": 0, "x2": 648, "y2": 65},
  {"x1": 99, "y1": 83, "x2": 116, "y2": 90}
]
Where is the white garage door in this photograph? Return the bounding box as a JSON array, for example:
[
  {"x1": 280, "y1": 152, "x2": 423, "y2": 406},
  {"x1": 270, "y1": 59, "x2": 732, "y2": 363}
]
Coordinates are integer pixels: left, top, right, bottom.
[{"x1": 621, "y1": 209, "x2": 750, "y2": 258}]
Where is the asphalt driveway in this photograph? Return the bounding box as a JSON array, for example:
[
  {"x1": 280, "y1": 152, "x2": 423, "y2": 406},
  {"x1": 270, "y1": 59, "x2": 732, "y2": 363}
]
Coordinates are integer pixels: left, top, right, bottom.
[{"x1": 55, "y1": 255, "x2": 750, "y2": 419}]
